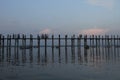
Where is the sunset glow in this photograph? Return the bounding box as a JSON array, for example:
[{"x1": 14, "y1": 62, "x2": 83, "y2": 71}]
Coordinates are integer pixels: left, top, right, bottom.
[
  {"x1": 79, "y1": 28, "x2": 108, "y2": 35},
  {"x1": 39, "y1": 28, "x2": 52, "y2": 34}
]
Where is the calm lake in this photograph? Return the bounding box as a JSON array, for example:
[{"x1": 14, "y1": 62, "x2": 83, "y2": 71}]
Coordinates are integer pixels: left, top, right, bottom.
[{"x1": 0, "y1": 46, "x2": 120, "y2": 80}]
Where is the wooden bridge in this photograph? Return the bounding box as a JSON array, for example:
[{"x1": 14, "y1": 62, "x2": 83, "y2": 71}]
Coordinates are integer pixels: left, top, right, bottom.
[
  {"x1": 0, "y1": 34, "x2": 120, "y2": 54},
  {"x1": 0, "y1": 34, "x2": 120, "y2": 65},
  {"x1": 0, "y1": 34, "x2": 120, "y2": 47}
]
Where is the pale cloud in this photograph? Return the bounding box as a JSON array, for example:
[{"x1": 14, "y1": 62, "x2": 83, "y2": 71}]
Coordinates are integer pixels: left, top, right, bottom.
[
  {"x1": 79, "y1": 28, "x2": 108, "y2": 35},
  {"x1": 39, "y1": 28, "x2": 52, "y2": 34},
  {"x1": 87, "y1": 0, "x2": 115, "y2": 9}
]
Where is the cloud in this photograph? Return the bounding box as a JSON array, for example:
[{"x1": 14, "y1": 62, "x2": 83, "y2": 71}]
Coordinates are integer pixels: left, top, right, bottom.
[
  {"x1": 87, "y1": 0, "x2": 115, "y2": 9},
  {"x1": 39, "y1": 28, "x2": 52, "y2": 34},
  {"x1": 79, "y1": 28, "x2": 108, "y2": 35}
]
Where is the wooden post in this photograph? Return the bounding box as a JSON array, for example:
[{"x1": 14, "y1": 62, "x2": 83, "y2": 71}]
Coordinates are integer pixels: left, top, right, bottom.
[
  {"x1": 0, "y1": 34, "x2": 1, "y2": 57},
  {"x1": 58, "y1": 34, "x2": 60, "y2": 48},
  {"x1": 117, "y1": 35, "x2": 119, "y2": 47},
  {"x1": 71, "y1": 35, "x2": 75, "y2": 48},
  {"x1": 117, "y1": 35, "x2": 119, "y2": 57},
  {"x1": 65, "y1": 35, "x2": 67, "y2": 47},
  {"x1": 98, "y1": 35, "x2": 101, "y2": 56},
  {"x1": 71, "y1": 35, "x2": 72, "y2": 47},
  {"x1": 24, "y1": 35, "x2": 26, "y2": 49},
  {"x1": 22, "y1": 34, "x2": 24, "y2": 52},
  {"x1": 84, "y1": 35, "x2": 88, "y2": 63},
  {"x1": 6, "y1": 34, "x2": 9, "y2": 61},
  {"x1": 80, "y1": 35, "x2": 82, "y2": 51},
  {"x1": 12, "y1": 34, "x2": 15, "y2": 39},
  {"x1": 102, "y1": 36, "x2": 104, "y2": 59},
  {"x1": 71, "y1": 34, "x2": 75, "y2": 63},
  {"x1": 23, "y1": 35, "x2": 26, "y2": 49},
  {"x1": 12, "y1": 34, "x2": 15, "y2": 55},
  {"x1": 2, "y1": 35, "x2": 5, "y2": 48},
  {"x1": 2, "y1": 35, "x2": 4, "y2": 60},
  {"x1": 89, "y1": 35, "x2": 92, "y2": 57},
  {"x1": 21, "y1": 34, "x2": 25, "y2": 63},
  {"x1": 52, "y1": 35, "x2": 54, "y2": 63},
  {"x1": 65, "y1": 35, "x2": 67, "y2": 63},
  {"x1": 105, "y1": 35, "x2": 107, "y2": 57},
  {"x1": 119, "y1": 35, "x2": 120, "y2": 57},
  {"x1": 58, "y1": 34, "x2": 60, "y2": 47},
  {"x1": 17, "y1": 34, "x2": 20, "y2": 47},
  {"x1": 14, "y1": 34, "x2": 16, "y2": 43},
  {"x1": 0, "y1": 34, "x2": 1, "y2": 46},
  {"x1": 58, "y1": 34, "x2": 61, "y2": 63},
  {"x1": 43, "y1": 34, "x2": 47, "y2": 63},
  {"x1": 110, "y1": 35, "x2": 113, "y2": 59},
  {"x1": 77, "y1": 35, "x2": 82, "y2": 64},
  {"x1": 95, "y1": 35, "x2": 98, "y2": 56},
  {"x1": 107, "y1": 35, "x2": 110, "y2": 47},
  {"x1": 77, "y1": 35, "x2": 82, "y2": 56},
  {"x1": 10, "y1": 35, "x2": 11, "y2": 46},
  {"x1": 111, "y1": 35, "x2": 113, "y2": 47},
  {"x1": 14, "y1": 34, "x2": 17, "y2": 59},
  {"x1": 77, "y1": 35, "x2": 80, "y2": 51},
  {"x1": 37, "y1": 35, "x2": 40, "y2": 60},
  {"x1": 71, "y1": 35, "x2": 75, "y2": 63},
  {"x1": 73, "y1": 35, "x2": 75, "y2": 48},
  {"x1": 16, "y1": 34, "x2": 19, "y2": 49},
  {"x1": 45, "y1": 34, "x2": 47, "y2": 57},
  {"x1": 114, "y1": 35, "x2": 116, "y2": 57},
  {"x1": 30, "y1": 34, "x2": 33, "y2": 48},
  {"x1": 22, "y1": 34, "x2": 24, "y2": 48},
  {"x1": 77, "y1": 35, "x2": 80, "y2": 47},
  {"x1": 6, "y1": 35, "x2": 8, "y2": 45},
  {"x1": 23, "y1": 34, "x2": 24, "y2": 48},
  {"x1": 119, "y1": 35, "x2": 120, "y2": 47},
  {"x1": 9, "y1": 35, "x2": 11, "y2": 59},
  {"x1": 84, "y1": 35, "x2": 88, "y2": 57},
  {"x1": 24, "y1": 35, "x2": 26, "y2": 62},
  {"x1": 16, "y1": 34, "x2": 19, "y2": 60},
  {"x1": 65, "y1": 35, "x2": 67, "y2": 49},
  {"x1": 92, "y1": 35, "x2": 94, "y2": 55},
  {"x1": 52, "y1": 35, "x2": 54, "y2": 48},
  {"x1": 37, "y1": 35, "x2": 40, "y2": 63},
  {"x1": 104, "y1": 35, "x2": 107, "y2": 50},
  {"x1": 24, "y1": 35, "x2": 26, "y2": 60},
  {"x1": 30, "y1": 34, "x2": 33, "y2": 63},
  {"x1": 90, "y1": 35, "x2": 92, "y2": 47},
  {"x1": 107, "y1": 35, "x2": 110, "y2": 59}
]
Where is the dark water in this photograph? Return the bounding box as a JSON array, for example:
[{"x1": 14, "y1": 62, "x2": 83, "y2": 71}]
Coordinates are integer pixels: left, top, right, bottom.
[{"x1": 0, "y1": 46, "x2": 120, "y2": 80}]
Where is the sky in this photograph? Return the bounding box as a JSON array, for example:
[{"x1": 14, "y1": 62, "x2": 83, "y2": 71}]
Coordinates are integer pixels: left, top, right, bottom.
[{"x1": 0, "y1": 0, "x2": 120, "y2": 35}]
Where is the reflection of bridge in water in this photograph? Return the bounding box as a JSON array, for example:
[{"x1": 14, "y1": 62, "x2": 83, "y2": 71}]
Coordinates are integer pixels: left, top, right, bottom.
[
  {"x1": 0, "y1": 34, "x2": 120, "y2": 66},
  {"x1": 0, "y1": 46, "x2": 120, "y2": 66}
]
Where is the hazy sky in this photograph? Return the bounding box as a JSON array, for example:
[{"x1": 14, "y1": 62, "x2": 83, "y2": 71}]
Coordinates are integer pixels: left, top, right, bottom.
[{"x1": 0, "y1": 0, "x2": 120, "y2": 35}]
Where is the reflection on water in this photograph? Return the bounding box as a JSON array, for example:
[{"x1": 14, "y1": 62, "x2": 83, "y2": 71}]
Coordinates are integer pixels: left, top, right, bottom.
[
  {"x1": 0, "y1": 46, "x2": 120, "y2": 80},
  {"x1": 0, "y1": 46, "x2": 120, "y2": 66}
]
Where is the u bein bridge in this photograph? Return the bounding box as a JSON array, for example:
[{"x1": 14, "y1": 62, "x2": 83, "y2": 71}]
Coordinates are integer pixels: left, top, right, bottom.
[
  {"x1": 0, "y1": 34, "x2": 120, "y2": 47},
  {"x1": 0, "y1": 34, "x2": 120, "y2": 65}
]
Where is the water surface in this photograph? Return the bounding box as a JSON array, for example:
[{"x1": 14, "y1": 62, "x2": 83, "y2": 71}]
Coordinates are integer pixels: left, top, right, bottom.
[{"x1": 0, "y1": 46, "x2": 120, "y2": 80}]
